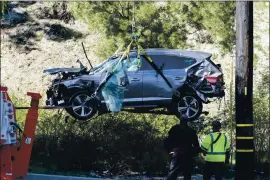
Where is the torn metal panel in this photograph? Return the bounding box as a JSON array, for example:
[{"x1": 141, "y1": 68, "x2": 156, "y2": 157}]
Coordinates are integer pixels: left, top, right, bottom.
[{"x1": 43, "y1": 68, "x2": 82, "y2": 75}]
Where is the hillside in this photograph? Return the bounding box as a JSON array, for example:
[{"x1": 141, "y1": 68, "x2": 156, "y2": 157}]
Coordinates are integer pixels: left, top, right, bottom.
[
  {"x1": 1, "y1": 2, "x2": 269, "y2": 115},
  {"x1": 1, "y1": 2, "x2": 102, "y2": 99}
]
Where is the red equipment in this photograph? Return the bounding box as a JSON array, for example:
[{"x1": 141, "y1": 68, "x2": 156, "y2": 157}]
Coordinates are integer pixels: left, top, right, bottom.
[{"x1": 0, "y1": 86, "x2": 41, "y2": 180}]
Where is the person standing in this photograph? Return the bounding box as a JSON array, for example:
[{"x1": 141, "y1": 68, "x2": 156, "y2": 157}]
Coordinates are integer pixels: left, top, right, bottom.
[
  {"x1": 201, "y1": 120, "x2": 231, "y2": 180},
  {"x1": 164, "y1": 114, "x2": 200, "y2": 180}
]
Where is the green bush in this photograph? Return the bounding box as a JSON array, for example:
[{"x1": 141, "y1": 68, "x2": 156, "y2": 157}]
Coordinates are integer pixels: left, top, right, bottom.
[
  {"x1": 30, "y1": 113, "x2": 172, "y2": 176},
  {"x1": 0, "y1": 1, "x2": 7, "y2": 18},
  {"x1": 70, "y1": 2, "x2": 236, "y2": 58},
  {"x1": 45, "y1": 23, "x2": 83, "y2": 42}
]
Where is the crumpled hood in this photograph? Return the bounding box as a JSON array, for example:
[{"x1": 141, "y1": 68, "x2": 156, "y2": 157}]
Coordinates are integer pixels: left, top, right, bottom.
[{"x1": 43, "y1": 68, "x2": 82, "y2": 75}]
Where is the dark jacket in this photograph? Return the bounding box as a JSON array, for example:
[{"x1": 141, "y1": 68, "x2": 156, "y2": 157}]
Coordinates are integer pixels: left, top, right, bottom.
[{"x1": 164, "y1": 123, "x2": 200, "y2": 157}]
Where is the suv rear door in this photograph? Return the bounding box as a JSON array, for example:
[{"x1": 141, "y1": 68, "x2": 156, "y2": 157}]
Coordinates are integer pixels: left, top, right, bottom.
[{"x1": 141, "y1": 54, "x2": 197, "y2": 107}]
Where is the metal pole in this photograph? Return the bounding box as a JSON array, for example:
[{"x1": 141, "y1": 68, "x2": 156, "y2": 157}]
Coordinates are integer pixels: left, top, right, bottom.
[{"x1": 235, "y1": 2, "x2": 254, "y2": 180}]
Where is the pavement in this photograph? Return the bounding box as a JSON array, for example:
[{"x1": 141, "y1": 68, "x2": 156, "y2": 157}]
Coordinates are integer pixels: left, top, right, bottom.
[
  {"x1": 21, "y1": 173, "x2": 268, "y2": 180},
  {"x1": 21, "y1": 173, "x2": 207, "y2": 180},
  {"x1": 22, "y1": 173, "x2": 112, "y2": 180}
]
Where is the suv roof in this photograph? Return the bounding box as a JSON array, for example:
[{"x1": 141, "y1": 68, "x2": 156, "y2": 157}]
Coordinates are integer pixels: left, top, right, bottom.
[{"x1": 127, "y1": 48, "x2": 212, "y2": 60}]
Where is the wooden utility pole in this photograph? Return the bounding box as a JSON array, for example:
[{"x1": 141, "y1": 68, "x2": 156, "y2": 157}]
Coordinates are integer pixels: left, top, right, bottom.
[{"x1": 235, "y1": 2, "x2": 254, "y2": 180}]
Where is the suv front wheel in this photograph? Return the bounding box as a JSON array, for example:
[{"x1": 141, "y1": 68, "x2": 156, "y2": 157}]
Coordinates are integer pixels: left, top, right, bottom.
[
  {"x1": 65, "y1": 91, "x2": 97, "y2": 120},
  {"x1": 171, "y1": 95, "x2": 203, "y2": 121}
]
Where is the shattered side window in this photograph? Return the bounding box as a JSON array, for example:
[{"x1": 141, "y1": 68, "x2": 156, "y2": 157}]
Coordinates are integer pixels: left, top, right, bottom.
[
  {"x1": 93, "y1": 59, "x2": 118, "y2": 73},
  {"x1": 123, "y1": 57, "x2": 141, "y2": 72}
]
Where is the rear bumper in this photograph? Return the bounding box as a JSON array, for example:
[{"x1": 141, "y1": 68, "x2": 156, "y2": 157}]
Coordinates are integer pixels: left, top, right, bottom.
[
  {"x1": 204, "y1": 89, "x2": 225, "y2": 98},
  {"x1": 216, "y1": 89, "x2": 225, "y2": 98}
]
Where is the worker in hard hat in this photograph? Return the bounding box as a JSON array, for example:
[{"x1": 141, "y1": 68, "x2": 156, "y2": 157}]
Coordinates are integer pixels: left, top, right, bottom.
[
  {"x1": 164, "y1": 114, "x2": 200, "y2": 180},
  {"x1": 201, "y1": 120, "x2": 231, "y2": 180}
]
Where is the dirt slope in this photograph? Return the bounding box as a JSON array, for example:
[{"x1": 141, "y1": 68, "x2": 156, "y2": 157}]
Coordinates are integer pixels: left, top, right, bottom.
[{"x1": 1, "y1": 2, "x2": 102, "y2": 100}]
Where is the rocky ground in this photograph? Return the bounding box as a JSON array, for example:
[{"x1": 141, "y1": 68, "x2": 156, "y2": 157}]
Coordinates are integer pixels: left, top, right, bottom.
[{"x1": 1, "y1": 2, "x2": 102, "y2": 100}]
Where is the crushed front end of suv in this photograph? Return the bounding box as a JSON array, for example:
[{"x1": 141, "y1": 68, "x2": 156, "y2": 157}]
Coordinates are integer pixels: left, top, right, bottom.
[{"x1": 44, "y1": 49, "x2": 225, "y2": 121}]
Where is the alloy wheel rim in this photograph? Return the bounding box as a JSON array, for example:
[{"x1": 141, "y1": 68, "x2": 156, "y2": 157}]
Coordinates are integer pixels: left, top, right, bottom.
[
  {"x1": 72, "y1": 94, "x2": 93, "y2": 117},
  {"x1": 177, "y1": 96, "x2": 199, "y2": 119}
]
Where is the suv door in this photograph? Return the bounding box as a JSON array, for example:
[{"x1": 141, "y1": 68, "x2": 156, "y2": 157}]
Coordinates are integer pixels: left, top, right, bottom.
[
  {"x1": 141, "y1": 54, "x2": 197, "y2": 107},
  {"x1": 122, "y1": 56, "x2": 143, "y2": 107}
]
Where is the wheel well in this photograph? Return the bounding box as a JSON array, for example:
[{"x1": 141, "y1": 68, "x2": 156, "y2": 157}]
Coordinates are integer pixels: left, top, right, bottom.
[
  {"x1": 67, "y1": 88, "x2": 85, "y2": 96},
  {"x1": 60, "y1": 80, "x2": 95, "y2": 97},
  {"x1": 58, "y1": 85, "x2": 91, "y2": 103},
  {"x1": 69, "y1": 88, "x2": 93, "y2": 99},
  {"x1": 60, "y1": 85, "x2": 91, "y2": 96},
  {"x1": 169, "y1": 92, "x2": 203, "y2": 121},
  {"x1": 172, "y1": 85, "x2": 197, "y2": 102}
]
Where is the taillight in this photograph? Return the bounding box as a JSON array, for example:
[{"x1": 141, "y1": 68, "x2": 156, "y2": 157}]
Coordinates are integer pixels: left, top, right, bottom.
[
  {"x1": 205, "y1": 74, "x2": 224, "y2": 85},
  {"x1": 205, "y1": 76, "x2": 218, "y2": 84}
]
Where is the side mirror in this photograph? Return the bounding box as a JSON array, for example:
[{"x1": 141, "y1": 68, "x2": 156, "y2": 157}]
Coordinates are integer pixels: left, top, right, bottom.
[{"x1": 216, "y1": 64, "x2": 221, "y2": 68}]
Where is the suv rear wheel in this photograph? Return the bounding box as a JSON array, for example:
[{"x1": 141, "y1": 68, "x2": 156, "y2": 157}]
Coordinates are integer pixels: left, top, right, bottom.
[
  {"x1": 170, "y1": 95, "x2": 203, "y2": 121},
  {"x1": 65, "y1": 91, "x2": 97, "y2": 120}
]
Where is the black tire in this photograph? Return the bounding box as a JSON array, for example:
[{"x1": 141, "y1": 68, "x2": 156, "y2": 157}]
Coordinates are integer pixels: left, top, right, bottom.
[
  {"x1": 65, "y1": 91, "x2": 97, "y2": 120},
  {"x1": 170, "y1": 95, "x2": 203, "y2": 121}
]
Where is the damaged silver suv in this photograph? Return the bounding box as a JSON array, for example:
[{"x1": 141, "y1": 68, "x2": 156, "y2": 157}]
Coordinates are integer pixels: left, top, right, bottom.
[{"x1": 44, "y1": 49, "x2": 225, "y2": 121}]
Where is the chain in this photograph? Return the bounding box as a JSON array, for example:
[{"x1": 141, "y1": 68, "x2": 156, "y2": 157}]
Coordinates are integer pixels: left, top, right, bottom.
[
  {"x1": 131, "y1": 2, "x2": 138, "y2": 42},
  {"x1": 132, "y1": 2, "x2": 136, "y2": 34}
]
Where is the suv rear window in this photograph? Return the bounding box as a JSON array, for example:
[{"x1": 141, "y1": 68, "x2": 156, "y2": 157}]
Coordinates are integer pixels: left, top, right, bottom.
[{"x1": 141, "y1": 55, "x2": 197, "y2": 70}]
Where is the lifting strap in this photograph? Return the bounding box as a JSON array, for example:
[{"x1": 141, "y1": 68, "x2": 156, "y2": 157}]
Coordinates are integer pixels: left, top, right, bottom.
[
  {"x1": 137, "y1": 42, "x2": 173, "y2": 90},
  {"x1": 94, "y1": 40, "x2": 175, "y2": 96},
  {"x1": 94, "y1": 41, "x2": 133, "y2": 93}
]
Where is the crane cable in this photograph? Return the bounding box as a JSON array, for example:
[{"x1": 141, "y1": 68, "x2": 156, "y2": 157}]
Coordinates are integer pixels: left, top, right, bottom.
[{"x1": 131, "y1": 2, "x2": 138, "y2": 42}]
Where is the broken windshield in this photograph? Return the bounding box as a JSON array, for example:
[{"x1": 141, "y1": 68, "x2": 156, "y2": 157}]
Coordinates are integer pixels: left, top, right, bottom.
[{"x1": 90, "y1": 56, "x2": 120, "y2": 74}]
